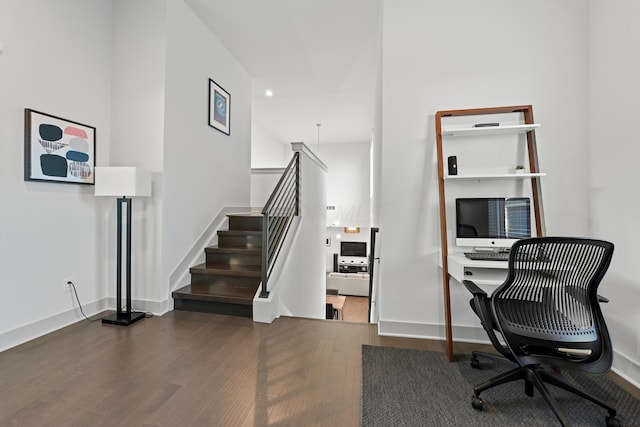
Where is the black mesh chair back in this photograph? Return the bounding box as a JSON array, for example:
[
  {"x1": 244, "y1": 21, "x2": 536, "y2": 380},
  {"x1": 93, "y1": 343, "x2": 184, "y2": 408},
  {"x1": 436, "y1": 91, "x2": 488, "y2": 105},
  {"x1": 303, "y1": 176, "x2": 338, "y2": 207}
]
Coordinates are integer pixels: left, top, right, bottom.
[
  {"x1": 494, "y1": 237, "x2": 614, "y2": 373},
  {"x1": 464, "y1": 237, "x2": 618, "y2": 426}
]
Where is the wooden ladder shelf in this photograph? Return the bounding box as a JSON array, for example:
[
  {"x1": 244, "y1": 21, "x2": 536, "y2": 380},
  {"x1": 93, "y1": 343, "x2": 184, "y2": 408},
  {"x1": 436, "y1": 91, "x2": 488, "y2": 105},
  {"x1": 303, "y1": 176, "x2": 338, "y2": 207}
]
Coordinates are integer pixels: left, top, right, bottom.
[{"x1": 435, "y1": 105, "x2": 546, "y2": 361}]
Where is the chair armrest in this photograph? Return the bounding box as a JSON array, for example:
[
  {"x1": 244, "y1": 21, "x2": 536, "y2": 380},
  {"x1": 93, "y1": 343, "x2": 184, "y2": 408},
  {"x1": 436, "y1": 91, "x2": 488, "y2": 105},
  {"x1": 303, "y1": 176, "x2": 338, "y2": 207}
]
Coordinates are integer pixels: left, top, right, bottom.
[
  {"x1": 463, "y1": 280, "x2": 497, "y2": 334},
  {"x1": 463, "y1": 280, "x2": 487, "y2": 297},
  {"x1": 597, "y1": 294, "x2": 609, "y2": 303}
]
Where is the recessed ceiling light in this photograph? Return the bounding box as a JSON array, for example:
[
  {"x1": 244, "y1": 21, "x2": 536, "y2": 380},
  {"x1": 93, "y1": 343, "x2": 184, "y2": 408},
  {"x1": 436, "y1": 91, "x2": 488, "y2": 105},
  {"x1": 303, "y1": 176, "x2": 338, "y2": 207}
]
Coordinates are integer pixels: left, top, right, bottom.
[{"x1": 265, "y1": 90, "x2": 273, "y2": 97}]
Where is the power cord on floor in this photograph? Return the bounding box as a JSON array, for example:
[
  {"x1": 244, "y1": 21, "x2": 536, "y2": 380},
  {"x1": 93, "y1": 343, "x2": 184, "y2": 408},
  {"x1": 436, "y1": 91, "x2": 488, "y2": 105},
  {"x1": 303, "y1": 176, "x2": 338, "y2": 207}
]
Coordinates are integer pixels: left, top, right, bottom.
[
  {"x1": 67, "y1": 281, "x2": 99, "y2": 322},
  {"x1": 67, "y1": 280, "x2": 154, "y2": 320},
  {"x1": 129, "y1": 306, "x2": 154, "y2": 318}
]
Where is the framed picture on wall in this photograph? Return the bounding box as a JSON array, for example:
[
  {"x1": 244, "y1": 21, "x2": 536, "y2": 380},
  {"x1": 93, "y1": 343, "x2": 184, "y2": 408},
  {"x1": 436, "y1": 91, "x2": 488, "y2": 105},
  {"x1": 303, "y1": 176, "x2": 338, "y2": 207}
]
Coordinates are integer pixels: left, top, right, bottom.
[
  {"x1": 208, "y1": 78, "x2": 230, "y2": 135},
  {"x1": 24, "y1": 109, "x2": 96, "y2": 185}
]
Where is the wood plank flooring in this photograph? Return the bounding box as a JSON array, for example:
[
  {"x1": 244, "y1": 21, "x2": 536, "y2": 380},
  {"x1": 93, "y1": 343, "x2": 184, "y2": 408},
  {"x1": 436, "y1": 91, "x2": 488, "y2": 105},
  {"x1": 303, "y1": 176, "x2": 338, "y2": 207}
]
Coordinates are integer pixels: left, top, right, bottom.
[
  {"x1": 341, "y1": 296, "x2": 369, "y2": 323},
  {"x1": 1, "y1": 311, "x2": 637, "y2": 426}
]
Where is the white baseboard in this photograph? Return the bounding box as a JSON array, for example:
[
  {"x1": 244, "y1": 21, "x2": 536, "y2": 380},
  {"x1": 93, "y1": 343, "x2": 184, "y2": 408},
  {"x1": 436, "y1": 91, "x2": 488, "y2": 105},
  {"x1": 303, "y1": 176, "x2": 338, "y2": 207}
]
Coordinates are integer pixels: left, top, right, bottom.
[
  {"x1": 0, "y1": 297, "x2": 175, "y2": 353},
  {"x1": 0, "y1": 298, "x2": 108, "y2": 352},
  {"x1": 106, "y1": 297, "x2": 172, "y2": 317},
  {"x1": 612, "y1": 349, "x2": 640, "y2": 390},
  {"x1": 377, "y1": 319, "x2": 443, "y2": 340}
]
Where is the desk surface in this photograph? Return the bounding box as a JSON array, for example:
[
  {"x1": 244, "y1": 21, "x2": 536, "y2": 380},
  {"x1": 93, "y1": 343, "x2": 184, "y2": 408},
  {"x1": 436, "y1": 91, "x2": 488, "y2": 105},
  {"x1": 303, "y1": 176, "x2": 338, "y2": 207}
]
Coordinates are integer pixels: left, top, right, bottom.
[
  {"x1": 447, "y1": 253, "x2": 508, "y2": 285},
  {"x1": 326, "y1": 294, "x2": 346, "y2": 310}
]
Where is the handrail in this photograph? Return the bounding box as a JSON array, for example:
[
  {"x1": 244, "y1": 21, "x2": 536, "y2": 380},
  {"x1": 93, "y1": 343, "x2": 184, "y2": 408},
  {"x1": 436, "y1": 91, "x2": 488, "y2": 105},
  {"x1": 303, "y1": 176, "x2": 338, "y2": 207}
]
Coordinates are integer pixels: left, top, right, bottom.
[{"x1": 260, "y1": 152, "x2": 300, "y2": 297}]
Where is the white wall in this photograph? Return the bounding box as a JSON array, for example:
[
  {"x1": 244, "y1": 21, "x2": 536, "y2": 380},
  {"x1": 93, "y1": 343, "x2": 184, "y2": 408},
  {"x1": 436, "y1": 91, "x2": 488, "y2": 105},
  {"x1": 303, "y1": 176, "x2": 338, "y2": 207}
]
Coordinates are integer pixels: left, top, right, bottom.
[
  {"x1": 0, "y1": 0, "x2": 113, "y2": 349},
  {"x1": 250, "y1": 167, "x2": 285, "y2": 210},
  {"x1": 369, "y1": 6, "x2": 384, "y2": 323},
  {"x1": 322, "y1": 142, "x2": 371, "y2": 228},
  {"x1": 589, "y1": 0, "x2": 640, "y2": 386},
  {"x1": 254, "y1": 143, "x2": 328, "y2": 322},
  {"x1": 107, "y1": 0, "x2": 166, "y2": 312},
  {"x1": 378, "y1": 0, "x2": 590, "y2": 336},
  {"x1": 111, "y1": 0, "x2": 166, "y2": 170},
  {"x1": 161, "y1": 0, "x2": 252, "y2": 300},
  {"x1": 251, "y1": 121, "x2": 289, "y2": 168}
]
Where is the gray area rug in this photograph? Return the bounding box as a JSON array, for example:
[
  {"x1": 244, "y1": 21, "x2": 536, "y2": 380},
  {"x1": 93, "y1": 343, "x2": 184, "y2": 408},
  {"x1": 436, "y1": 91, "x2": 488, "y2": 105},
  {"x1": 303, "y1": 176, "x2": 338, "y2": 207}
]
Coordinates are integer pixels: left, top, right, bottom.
[{"x1": 361, "y1": 345, "x2": 640, "y2": 426}]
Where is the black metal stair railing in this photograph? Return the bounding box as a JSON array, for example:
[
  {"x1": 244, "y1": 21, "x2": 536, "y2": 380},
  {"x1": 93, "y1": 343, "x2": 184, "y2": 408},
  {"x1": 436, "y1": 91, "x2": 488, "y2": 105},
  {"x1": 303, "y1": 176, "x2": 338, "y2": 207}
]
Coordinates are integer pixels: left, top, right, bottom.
[{"x1": 260, "y1": 152, "x2": 300, "y2": 297}]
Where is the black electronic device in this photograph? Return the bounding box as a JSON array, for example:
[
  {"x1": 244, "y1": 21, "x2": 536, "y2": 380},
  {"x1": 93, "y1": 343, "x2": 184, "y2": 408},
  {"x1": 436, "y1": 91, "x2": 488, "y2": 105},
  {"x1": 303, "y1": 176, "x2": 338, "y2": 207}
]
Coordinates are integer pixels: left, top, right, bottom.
[
  {"x1": 464, "y1": 251, "x2": 510, "y2": 261},
  {"x1": 456, "y1": 197, "x2": 531, "y2": 249},
  {"x1": 333, "y1": 253, "x2": 339, "y2": 272},
  {"x1": 447, "y1": 155, "x2": 457, "y2": 176},
  {"x1": 338, "y1": 263, "x2": 368, "y2": 273},
  {"x1": 340, "y1": 241, "x2": 367, "y2": 257}
]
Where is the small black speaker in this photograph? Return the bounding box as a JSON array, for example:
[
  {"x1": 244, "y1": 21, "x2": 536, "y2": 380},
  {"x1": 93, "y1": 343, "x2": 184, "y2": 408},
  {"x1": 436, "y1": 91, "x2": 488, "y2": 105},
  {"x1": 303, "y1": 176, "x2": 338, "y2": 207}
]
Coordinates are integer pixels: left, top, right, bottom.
[
  {"x1": 447, "y1": 155, "x2": 457, "y2": 176},
  {"x1": 333, "y1": 253, "x2": 339, "y2": 272}
]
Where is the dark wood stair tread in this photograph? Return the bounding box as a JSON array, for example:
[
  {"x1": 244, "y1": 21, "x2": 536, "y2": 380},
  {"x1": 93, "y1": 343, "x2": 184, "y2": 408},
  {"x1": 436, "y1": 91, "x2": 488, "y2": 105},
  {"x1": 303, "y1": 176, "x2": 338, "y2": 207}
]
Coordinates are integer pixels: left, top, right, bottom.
[
  {"x1": 173, "y1": 282, "x2": 258, "y2": 305},
  {"x1": 189, "y1": 263, "x2": 261, "y2": 277},
  {"x1": 205, "y1": 246, "x2": 262, "y2": 255},
  {"x1": 217, "y1": 230, "x2": 262, "y2": 236}
]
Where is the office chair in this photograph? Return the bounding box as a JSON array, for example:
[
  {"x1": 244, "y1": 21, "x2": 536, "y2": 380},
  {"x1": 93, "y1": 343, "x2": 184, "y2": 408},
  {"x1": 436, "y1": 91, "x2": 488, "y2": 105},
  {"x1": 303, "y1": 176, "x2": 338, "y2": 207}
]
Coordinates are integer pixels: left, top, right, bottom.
[{"x1": 463, "y1": 237, "x2": 619, "y2": 426}]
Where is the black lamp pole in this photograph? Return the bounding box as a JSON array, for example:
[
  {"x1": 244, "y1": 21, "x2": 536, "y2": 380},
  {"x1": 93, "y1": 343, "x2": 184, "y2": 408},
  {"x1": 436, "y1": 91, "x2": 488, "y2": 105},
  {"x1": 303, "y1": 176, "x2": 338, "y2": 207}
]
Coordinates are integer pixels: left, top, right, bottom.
[{"x1": 102, "y1": 196, "x2": 145, "y2": 326}]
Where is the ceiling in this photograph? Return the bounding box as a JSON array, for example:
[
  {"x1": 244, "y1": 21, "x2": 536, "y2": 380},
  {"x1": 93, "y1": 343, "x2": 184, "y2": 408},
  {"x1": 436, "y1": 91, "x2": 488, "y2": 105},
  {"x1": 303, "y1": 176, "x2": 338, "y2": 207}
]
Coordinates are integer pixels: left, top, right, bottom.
[{"x1": 185, "y1": 0, "x2": 381, "y2": 145}]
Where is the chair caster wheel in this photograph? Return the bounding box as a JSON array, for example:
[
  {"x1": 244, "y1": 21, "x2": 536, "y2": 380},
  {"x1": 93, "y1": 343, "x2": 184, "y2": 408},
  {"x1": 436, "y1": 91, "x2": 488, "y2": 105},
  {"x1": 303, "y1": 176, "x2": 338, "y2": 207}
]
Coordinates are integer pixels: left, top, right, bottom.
[
  {"x1": 606, "y1": 415, "x2": 620, "y2": 427},
  {"x1": 471, "y1": 395, "x2": 484, "y2": 411},
  {"x1": 470, "y1": 356, "x2": 480, "y2": 369}
]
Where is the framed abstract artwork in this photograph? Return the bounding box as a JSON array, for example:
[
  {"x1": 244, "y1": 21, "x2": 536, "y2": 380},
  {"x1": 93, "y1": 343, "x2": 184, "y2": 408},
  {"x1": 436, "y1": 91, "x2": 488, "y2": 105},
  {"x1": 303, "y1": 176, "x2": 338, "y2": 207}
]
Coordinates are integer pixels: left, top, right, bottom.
[
  {"x1": 208, "y1": 78, "x2": 230, "y2": 135},
  {"x1": 24, "y1": 109, "x2": 96, "y2": 185}
]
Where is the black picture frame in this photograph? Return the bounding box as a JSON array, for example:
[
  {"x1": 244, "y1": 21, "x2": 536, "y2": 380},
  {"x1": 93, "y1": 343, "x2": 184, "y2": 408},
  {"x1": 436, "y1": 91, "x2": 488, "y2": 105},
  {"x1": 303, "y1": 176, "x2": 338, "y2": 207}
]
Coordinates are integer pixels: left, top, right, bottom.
[
  {"x1": 24, "y1": 109, "x2": 96, "y2": 185},
  {"x1": 208, "y1": 78, "x2": 231, "y2": 135}
]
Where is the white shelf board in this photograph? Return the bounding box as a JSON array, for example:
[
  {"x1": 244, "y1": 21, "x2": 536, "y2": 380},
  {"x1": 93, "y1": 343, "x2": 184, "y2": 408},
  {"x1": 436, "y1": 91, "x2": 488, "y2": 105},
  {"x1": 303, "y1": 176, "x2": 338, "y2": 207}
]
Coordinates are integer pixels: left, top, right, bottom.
[
  {"x1": 445, "y1": 172, "x2": 546, "y2": 181},
  {"x1": 465, "y1": 279, "x2": 503, "y2": 287},
  {"x1": 441, "y1": 123, "x2": 540, "y2": 137}
]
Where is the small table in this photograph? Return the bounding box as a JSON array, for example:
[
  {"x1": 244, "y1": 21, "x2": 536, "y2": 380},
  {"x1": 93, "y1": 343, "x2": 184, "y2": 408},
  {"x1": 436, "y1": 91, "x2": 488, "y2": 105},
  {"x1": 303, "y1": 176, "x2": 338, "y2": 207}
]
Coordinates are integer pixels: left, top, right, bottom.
[{"x1": 326, "y1": 294, "x2": 346, "y2": 320}]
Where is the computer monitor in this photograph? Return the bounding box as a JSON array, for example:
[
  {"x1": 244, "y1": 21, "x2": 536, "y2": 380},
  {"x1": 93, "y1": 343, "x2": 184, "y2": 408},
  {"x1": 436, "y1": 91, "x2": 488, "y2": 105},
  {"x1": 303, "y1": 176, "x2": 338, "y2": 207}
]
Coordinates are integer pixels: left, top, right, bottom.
[{"x1": 455, "y1": 197, "x2": 531, "y2": 249}]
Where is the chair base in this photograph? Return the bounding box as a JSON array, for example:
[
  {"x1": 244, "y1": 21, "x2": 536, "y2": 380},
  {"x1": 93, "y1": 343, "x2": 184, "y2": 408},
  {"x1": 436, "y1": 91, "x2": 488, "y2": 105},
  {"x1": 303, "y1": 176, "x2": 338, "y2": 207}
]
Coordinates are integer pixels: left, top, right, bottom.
[
  {"x1": 471, "y1": 354, "x2": 618, "y2": 427},
  {"x1": 471, "y1": 350, "x2": 517, "y2": 368}
]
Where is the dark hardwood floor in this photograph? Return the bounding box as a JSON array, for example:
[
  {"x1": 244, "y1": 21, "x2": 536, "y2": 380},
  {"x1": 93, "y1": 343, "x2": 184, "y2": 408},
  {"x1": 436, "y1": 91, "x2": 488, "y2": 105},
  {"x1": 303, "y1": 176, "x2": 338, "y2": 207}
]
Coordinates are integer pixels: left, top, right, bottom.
[{"x1": 1, "y1": 311, "x2": 637, "y2": 426}]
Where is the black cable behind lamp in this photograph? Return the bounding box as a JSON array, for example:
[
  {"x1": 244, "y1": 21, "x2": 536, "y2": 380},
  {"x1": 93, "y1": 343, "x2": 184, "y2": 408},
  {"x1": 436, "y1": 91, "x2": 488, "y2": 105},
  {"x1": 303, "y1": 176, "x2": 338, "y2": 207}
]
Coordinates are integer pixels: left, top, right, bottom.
[{"x1": 95, "y1": 166, "x2": 151, "y2": 326}]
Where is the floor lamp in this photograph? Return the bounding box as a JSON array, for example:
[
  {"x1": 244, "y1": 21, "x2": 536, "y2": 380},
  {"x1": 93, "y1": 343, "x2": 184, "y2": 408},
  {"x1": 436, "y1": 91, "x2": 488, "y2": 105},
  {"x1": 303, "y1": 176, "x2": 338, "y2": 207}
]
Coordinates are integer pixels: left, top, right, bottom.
[{"x1": 95, "y1": 166, "x2": 151, "y2": 326}]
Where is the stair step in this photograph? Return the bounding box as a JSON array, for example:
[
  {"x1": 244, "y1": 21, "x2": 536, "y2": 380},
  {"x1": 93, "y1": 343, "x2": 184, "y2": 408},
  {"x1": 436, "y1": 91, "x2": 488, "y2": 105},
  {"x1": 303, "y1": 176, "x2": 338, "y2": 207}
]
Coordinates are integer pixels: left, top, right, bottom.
[
  {"x1": 188, "y1": 268, "x2": 260, "y2": 288},
  {"x1": 172, "y1": 283, "x2": 256, "y2": 317},
  {"x1": 228, "y1": 214, "x2": 263, "y2": 232},
  {"x1": 172, "y1": 282, "x2": 257, "y2": 305},
  {"x1": 175, "y1": 213, "x2": 265, "y2": 318},
  {"x1": 189, "y1": 263, "x2": 261, "y2": 278},
  {"x1": 205, "y1": 246, "x2": 262, "y2": 255},
  {"x1": 205, "y1": 246, "x2": 262, "y2": 269},
  {"x1": 217, "y1": 230, "x2": 263, "y2": 249}
]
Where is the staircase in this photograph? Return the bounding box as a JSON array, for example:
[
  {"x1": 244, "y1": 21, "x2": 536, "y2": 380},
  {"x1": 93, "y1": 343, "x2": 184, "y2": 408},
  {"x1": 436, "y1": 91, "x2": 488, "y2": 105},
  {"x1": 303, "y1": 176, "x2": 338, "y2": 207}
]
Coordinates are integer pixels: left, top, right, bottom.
[{"x1": 172, "y1": 214, "x2": 263, "y2": 317}]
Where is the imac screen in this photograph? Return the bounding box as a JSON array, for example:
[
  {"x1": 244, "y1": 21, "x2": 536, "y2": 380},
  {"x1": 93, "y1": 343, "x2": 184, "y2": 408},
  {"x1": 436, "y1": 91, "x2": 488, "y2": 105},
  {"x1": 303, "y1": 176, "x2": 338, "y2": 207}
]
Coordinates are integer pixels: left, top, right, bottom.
[{"x1": 456, "y1": 198, "x2": 531, "y2": 245}]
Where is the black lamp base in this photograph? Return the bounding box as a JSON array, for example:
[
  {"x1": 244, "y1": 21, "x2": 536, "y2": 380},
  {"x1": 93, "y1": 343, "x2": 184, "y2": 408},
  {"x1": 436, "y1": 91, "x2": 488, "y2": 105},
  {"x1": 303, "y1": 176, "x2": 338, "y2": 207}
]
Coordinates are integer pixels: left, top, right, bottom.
[{"x1": 102, "y1": 311, "x2": 145, "y2": 326}]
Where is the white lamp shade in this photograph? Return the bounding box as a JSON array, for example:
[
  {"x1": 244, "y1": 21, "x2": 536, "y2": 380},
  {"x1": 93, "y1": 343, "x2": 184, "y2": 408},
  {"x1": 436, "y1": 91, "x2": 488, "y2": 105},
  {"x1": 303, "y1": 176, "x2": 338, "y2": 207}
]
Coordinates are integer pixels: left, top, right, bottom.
[{"x1": 94, "y1": 167, "x2": 152, "y2": 197}]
